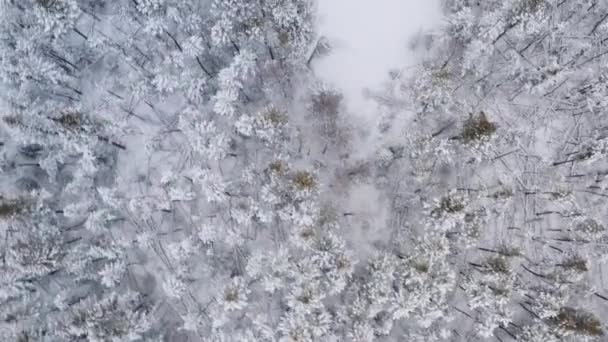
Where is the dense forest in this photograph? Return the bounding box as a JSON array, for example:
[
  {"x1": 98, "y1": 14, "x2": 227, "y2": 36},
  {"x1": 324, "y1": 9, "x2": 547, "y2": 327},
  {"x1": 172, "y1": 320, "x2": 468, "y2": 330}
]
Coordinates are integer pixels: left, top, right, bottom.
[{"x1": 1, "y1": 0, "x2": 608, "y2": 341}]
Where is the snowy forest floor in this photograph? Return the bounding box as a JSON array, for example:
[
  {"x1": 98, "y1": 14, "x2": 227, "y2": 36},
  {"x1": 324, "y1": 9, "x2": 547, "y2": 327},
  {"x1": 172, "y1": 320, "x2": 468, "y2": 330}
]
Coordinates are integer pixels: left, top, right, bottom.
[{"x1": 2, "y1": 0, "x2": 608, "y2": 341}]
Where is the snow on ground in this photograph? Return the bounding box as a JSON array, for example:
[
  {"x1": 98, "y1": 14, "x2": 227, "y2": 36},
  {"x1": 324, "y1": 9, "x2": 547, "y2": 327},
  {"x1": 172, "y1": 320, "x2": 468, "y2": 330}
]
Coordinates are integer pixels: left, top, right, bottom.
[
  {"x1": 312, "y1": 1, "x2": 443, "y2": 256},
  {"x1": 313, "y1": 0, "x2": 442, "y2": 125}
]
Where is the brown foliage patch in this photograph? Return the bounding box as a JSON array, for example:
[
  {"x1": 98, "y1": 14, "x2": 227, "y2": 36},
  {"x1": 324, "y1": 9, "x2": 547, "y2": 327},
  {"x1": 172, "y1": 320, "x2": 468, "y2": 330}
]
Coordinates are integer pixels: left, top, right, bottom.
[
  {"x1": 556, "y1": 307, "x2": 603, "y2": 336},
  {"x1": 56, "y1": 111, "x2": 83, "y2": 130},
  {"x1": 0, "y1": 198, "x2": 29, "y2": 218},
  {"x1": 461, "y1": 112, "x2": 497, "y2": 143},
  {"x1": 262, "y1": 106, "x2": 287, "y2": 127},
  {"x1": 311, "y1": 91, "x2": 342, "y2": 116},
  {"x1": 432, "y1": 195, "x2": 465, "y2": 217},
  {"x1": 293, "y1": 171, "x2": 316, "y2": 190},
  {"x1": 268, "y1": 160, "x2": 287, "y2": 175},
  {"x1": 486, "y1": 257, "x2": 509, "y2": 274},
  {"x1": 557, "y1": 255, "x2": 588, "y2": 273}
]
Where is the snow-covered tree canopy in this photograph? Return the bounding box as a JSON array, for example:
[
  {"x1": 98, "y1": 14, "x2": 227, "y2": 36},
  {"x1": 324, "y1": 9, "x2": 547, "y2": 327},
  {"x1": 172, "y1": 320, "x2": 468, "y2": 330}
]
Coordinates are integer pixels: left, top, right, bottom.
[{"x1": 0, "y1": 0, "x2": 607, "y2": 341}]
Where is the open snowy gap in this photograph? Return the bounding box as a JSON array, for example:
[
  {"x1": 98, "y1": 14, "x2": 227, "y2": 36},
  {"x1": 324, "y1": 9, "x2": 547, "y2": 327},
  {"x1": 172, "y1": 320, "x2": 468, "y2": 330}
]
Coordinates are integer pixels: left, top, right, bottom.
[{"x1": 312, "y1": 0, "x2": 443, "y2": 255}]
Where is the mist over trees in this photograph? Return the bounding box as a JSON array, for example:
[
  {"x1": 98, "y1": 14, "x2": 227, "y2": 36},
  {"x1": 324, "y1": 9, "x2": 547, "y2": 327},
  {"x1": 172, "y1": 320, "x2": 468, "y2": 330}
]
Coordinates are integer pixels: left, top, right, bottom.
[{"x1": 1, "y1": 0, "x2": 608, "y2": 341}]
